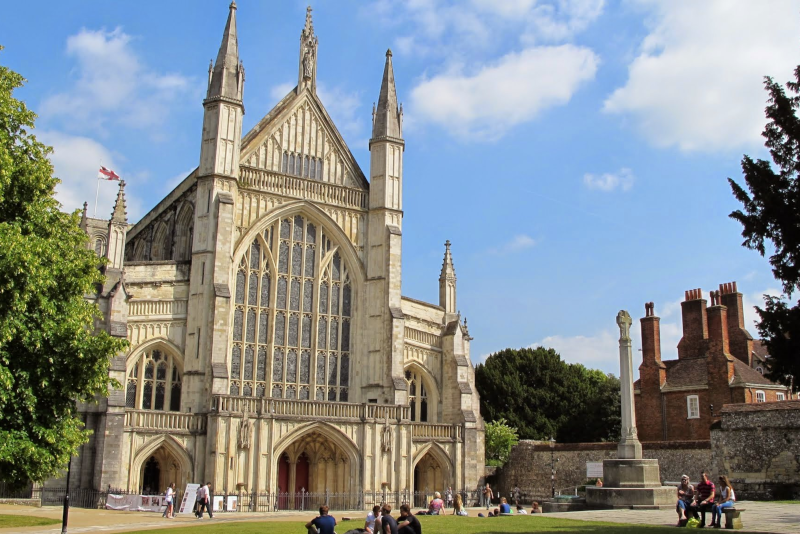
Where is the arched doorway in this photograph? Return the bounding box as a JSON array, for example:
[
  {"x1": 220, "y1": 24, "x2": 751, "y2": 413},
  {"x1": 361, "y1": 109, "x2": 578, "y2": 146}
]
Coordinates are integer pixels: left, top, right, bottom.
[
  {"x1": 142, "y1": 457, "x2": 160, "y2": 495},
  {"x1": 413, "y1": 448, "x2": 449, "y2": 507},
  {"x1": 133, "y1": 439, "x2": 192, "y2": 495},
  {"x1": 274, "y1": 428, "x2": 358, "y2": 510}
]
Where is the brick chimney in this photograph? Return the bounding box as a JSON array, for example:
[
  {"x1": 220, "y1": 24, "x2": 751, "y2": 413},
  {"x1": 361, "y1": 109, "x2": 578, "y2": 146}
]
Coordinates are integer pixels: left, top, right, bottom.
[
  {"x1": 707, "y1": 290, "x2": 735, "y2": 382},
  {"x1": 637, "y1": 302, "x2": 667, "y2": 441},
  {"x1": 719, "y1": 281, "x2": 754, "y2": 366},
  {"x1": 678, "y1": 288, "x2": 708, "y2": 359}
]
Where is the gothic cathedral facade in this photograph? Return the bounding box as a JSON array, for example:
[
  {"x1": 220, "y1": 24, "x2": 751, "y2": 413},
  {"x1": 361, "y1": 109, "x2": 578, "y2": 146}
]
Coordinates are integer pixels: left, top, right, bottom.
[{"x1": 74, "y1": 3, "x2": 484, "y2": 502}]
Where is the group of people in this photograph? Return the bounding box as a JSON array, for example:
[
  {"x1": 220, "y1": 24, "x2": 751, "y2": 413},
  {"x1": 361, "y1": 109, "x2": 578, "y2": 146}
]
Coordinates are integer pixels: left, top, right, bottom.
[
  {"x1": 307, "y1": 504, "x2": 422, "y2": 534},
  {"x1": 676, "y1": 472, "x2": 736, "y2": 528}
]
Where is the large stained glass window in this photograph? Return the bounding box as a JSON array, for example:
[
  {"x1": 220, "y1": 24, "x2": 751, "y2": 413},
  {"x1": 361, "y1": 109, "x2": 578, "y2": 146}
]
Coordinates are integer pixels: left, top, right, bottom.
[
  {"x1": 405, "y1": 369, "x2": 428, "y2": 422},
  {"x1": 231, "y1": 215, "x2": 352, "y2": 401},
  {"x1": 125, "y1": 348, "x2": 182, "y2": 411}
]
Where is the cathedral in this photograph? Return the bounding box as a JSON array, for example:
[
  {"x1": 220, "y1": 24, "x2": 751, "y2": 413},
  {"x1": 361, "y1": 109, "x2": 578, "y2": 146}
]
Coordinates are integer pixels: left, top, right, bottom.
[{"x1": 74, "y1": 2, "x2": 484, "y2": 504}]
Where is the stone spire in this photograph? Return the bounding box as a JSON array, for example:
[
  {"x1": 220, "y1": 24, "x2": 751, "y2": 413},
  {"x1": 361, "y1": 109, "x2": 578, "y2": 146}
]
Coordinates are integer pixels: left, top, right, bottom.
[
  {"x1": 80, "y1": 201, "x2": 88, "y2": 230},
  {"x1": 371, "y1": 49, "x2": 402, "y2": 141},
  {"x1": 110, "y1": 181, "x2": 127, "y2": 223},
  {"x1": 207, "y1": 1, "x2": 244, "y2": 102},
  {"x1": 439, "y1": 240, "x2": 457, "y2": 315},
  {"x1": 297, "y1": 5, "x2": 318, "y2": 93}
]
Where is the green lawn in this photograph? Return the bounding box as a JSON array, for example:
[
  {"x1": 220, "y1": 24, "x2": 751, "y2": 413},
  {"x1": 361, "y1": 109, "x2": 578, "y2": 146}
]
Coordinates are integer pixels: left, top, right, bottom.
[
  {"x1": 0, "y1": 514, "x2": 61, "y2": 527},
  {"x1": 124, "y1": 515, "x2": 689, "y2": 534}
]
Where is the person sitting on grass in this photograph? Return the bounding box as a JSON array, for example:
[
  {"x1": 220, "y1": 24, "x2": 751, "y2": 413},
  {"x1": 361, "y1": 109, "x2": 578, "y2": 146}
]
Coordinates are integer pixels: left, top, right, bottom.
[
  {"x1": 397, "y1": 504, "x2": 422, "y2": 534},
  {"x1": 710, "y1": 476, "x2": 735, "y2": 529},
  {"x1": 676, "y1": 475, "x2": 696, "y2": 526},
  {"x1": 365, "y1": 505, "x2": 382, "y2": 533},
  {"x1": 499, "y1": 497, "x2": 511, "y2": 514},
  {"x1": 531, "y1": 502, "x2": 542, "y2": 513},
  {"x1": 452, "y1": 494, "x2": 467, "y2": 516},
  {"x1": 306, "y1": 505, "x2": 337, "y2": 534},
  {"x1": 428, "y1": 492, "x2": 444, "y2": 515},
  {"x1": 381, "y1": 505, "x2": 398, "y2": 534},
  {"x1": 516, "y1": 505, "x2": 527, "y2": 514}
]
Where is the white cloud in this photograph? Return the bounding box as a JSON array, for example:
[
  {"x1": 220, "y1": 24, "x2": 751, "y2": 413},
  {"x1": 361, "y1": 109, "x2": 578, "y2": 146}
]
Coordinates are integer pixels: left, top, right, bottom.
[
  {"x1": 742, "y1": 286, "x2": 783, "y2": 331},
  {"x1": 583, "y1": 167, "x2": 635, "y2": 191},
  {"x1": 409, "y1": 45, "x2": 598, "y2": 139},
  {"x1": 40, "y1": 28, "x2": 191, "y2": 133},
  {"x1": 604, "y1": 0, "x2": 799, "y2": 152},
  {"x1": 532, "y1": 329, "x2": 619, "y2": 374},
  {"x1": 39, "y1": 130, "x2": 140, "y2": 220},
  {"x1": 269, "y1": 83, "x2": 295, "y2": 102},
  {"x1": 487, "y1": 234, "x2": 537, "y2": 255}
]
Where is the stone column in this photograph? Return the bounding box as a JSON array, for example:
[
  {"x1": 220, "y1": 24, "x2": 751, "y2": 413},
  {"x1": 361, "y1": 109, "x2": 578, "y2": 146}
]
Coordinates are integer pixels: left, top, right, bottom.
[{"x1": 616, "y1": 310, "x2": 642, "y2": 460}]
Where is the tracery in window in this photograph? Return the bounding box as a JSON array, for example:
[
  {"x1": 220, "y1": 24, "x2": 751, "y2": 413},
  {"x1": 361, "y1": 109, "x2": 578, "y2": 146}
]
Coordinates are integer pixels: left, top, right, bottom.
[
  {"x1": 405, "y1": 369, "x2": 428, "y2": 422},
  {"x1": 93, "y1": 236, "x2": 107, "y2": 257},
  {"x1": 231, "y1": 214, "x2": 352, "y2": 401},
  {"x1": 125, "y1": 348, "x2": 182, "y2": 411}
]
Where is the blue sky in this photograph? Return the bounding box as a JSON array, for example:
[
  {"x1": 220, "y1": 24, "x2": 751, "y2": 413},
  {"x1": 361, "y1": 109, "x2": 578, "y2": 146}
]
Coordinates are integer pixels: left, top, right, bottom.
[{"x1": 2, "y1": 0, "x2": 798, "y2": 375}]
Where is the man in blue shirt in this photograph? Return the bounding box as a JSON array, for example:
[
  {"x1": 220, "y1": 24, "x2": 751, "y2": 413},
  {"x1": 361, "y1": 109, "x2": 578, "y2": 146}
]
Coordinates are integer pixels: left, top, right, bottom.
[{"x1": 306, "y1": 505, "x2": 337, "y2": 534}]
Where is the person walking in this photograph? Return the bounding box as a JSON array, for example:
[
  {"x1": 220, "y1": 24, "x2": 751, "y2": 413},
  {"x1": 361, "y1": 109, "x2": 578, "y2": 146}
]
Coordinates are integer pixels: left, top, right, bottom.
[
  {"x1": 196, "y1": 482, "x2": 214, "y2": 519},
  {"x1": 482, "y1": 483, "x2": 493, "y2": 510}
]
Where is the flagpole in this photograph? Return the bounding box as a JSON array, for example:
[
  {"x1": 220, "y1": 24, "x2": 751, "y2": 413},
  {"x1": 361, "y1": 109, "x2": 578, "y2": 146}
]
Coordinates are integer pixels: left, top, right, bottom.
[{"x1": 94, "y1": 178, "x2": 101, "y2": 218}]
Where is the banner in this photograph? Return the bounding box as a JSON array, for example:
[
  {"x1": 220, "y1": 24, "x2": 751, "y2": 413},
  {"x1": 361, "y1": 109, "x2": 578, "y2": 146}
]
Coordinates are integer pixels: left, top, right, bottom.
[
  {"x1": 586, "y1": 462, "x2": 604, "y2": 478},
  {"x1": 105, "y1": 494, "x2": 164, "y2": 512},
  {"x1": 178, "y1": 484, "x2": 201, "y2": 515}
]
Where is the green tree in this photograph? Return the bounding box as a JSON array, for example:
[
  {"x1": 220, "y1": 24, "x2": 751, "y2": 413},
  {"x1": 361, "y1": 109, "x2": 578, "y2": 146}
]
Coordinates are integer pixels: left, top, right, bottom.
[
  {"x1": 0, "y1": 50, "x2": 127, "y2": 487},
  {"x1": 728, "y1": 65, "x2": 800, "y2": 390},
  {"x1": 484, "y1": 417, "x2": 519, "y2": 466},
  {"x1": 475, "y1": 347, "x2": 621, "y2": 442}
]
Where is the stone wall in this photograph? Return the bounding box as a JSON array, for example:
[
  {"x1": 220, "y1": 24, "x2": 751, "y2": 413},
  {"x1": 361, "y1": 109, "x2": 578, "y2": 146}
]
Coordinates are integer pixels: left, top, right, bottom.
[
  {"x1": 711, "y1": 400, "x2": 800, "y2": 500},
  {"x1": 492, "y1": 440, "x2": 711, "y2": 502}
]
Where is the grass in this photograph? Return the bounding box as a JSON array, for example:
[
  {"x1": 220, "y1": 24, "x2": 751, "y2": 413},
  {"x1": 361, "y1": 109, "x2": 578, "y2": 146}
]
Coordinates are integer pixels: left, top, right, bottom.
[
  {"x1": 123, "y1": 515, "x2": 694, "y2": 534},
  {"x1": 0, "y1": 514, "x2": 61, "y2": 527}
]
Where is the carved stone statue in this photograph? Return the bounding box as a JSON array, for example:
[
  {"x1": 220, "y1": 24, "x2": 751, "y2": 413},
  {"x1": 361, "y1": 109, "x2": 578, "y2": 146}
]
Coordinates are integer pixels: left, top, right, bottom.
[
  {"x1": 238, "y1": 412, "x2": 253, "y2": 450},
  {"x1": 303, "y1": 50, "x2": 313, "y2": 79},
  {"x1": 381, "y1": 412, "x2": 393, "y2": 453}
]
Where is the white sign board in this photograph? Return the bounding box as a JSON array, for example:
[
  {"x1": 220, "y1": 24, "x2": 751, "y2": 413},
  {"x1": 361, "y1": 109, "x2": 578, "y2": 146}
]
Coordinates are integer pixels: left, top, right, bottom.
[
  {"x1": 178, "y1": 484, "x2": 201, "y2": 515},
  {"x1": 212, "y1": 495, "x2": 224, "y2": 512},
  {"x1": 586, "y1": 462, "x2": 604, "y2": 478}
]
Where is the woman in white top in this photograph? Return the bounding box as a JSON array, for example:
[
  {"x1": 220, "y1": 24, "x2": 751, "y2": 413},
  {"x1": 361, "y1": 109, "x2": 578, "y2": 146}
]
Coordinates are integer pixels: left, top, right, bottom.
[
  {"x1": 711, "y1": 475, "x2": 735, "y2": 528},
  {"x1": 164, "y1": 483, "x2": 176, "y2": 519}
]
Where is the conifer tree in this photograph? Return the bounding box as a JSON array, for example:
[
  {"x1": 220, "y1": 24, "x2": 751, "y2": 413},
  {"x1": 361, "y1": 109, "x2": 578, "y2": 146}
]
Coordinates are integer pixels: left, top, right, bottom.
[{"x1": 729, "y1": 66, "x2": 800, "y2": 391}]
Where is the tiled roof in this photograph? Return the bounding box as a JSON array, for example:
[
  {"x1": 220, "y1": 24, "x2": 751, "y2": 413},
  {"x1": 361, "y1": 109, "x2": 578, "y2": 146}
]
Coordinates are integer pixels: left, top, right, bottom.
[
  {"x1": 662, "y1": 358, "x2": 708, "y2": 388},
  {"x1": 731, "y1": 359, "x2": 782, "y2": 386},
  {"x1": 752, "y1": 339, "x2": 769, "y2": 363},
  {"x1": 721, "y1": 399, "x2": 800, "y2": 413}
]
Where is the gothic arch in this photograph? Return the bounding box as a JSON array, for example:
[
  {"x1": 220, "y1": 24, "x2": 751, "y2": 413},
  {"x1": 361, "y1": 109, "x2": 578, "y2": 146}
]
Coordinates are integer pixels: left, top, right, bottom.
[
  {"x1": 272, "y1": 421, "x2": 359, "y2": 465},
  {"x1": 232, "y1": 201, "x2": 365, "y2": 285},
  {"x1": 150, "y1": 221, "x2": 171, "y2": 261},
  {"x1": 129, "y1": 434, "x2": 193, "y2": 492},
  {"x1": 125, "y1": 337, "x2": 185, "y2": 369},
  {"x1": 173, "y1": 202, "x2": 194, "y2": 261},
  {"x1": 412, "y1": 442, "x2": 452, "y2": 496},
  {"x1": 403, "y1": 362, "x2": 439, "y2": 423},
  {"x1": 132, "y1": 239, "x2": 146, "y2": 261}
]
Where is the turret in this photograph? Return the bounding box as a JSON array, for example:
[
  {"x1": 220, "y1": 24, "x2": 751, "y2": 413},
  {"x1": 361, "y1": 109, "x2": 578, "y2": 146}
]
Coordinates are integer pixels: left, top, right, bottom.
[
  {"x1": 297, "y1": 6, "x2": 318, "y2": 94},
  {"x1": 105, "y1": 180, "x2": 127, "y2": 270},
  {"x1": 439, "y1": 240, "x2": 457, "y2": 320}
]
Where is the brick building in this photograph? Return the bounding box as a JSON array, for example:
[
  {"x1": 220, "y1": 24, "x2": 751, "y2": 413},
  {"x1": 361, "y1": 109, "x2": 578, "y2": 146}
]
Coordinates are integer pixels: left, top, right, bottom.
[{"x1": 634, "y1": 282, "x2": 791, "y2": 441}]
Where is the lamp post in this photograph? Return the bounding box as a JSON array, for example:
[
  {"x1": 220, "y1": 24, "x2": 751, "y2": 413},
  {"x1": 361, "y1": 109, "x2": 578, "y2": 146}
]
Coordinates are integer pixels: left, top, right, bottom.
[
  {"x1": 549, "y1": 437, "x2": 556, "y2": 498},
  {"x1": 61, "y1": 456, "x2": 72, "y2": 534}
]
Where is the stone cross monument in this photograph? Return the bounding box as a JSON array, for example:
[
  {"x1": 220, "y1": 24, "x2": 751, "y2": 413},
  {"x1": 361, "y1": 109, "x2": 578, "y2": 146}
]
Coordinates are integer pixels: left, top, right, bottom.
[
  {"x1": 616, "y1": 310, "x2": 642, "y2": 460},
  {"x1": 584, "y1": 309, "x2": 674, "y2": 509}
]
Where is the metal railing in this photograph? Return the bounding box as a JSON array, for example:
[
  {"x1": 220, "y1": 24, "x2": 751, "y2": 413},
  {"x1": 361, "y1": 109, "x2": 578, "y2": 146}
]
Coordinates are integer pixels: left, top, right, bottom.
[{"x1": 0, "y1": 486, "x2": 136, "y2": 509}]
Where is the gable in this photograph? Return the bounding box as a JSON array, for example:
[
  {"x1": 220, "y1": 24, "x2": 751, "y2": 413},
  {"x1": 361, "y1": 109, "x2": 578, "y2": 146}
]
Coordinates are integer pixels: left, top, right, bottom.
[{"x1": 240, "y1": 88, "x2": 368, "y2": 190}]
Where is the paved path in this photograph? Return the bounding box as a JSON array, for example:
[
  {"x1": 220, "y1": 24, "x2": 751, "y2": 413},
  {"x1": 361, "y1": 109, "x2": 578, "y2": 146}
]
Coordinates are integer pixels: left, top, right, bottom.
[
  {"x1": 544, "y1": 501, "x2": 800, "y2": 534},
  {"x1": 1, "y1": 501, "x2": 798, "y2": 534}
]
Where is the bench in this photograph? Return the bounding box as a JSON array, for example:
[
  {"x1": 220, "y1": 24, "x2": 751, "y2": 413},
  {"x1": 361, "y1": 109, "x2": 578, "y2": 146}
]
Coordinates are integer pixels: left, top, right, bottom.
[{"x1": 722, "y1": 508, "x2": 745, "y2": 530}]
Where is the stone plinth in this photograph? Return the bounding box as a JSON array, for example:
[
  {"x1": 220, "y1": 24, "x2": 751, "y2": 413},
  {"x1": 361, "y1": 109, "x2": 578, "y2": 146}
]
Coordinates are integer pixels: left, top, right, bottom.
[{"x1": 585, "y1": 458, "x2": 674, "y2": 509}]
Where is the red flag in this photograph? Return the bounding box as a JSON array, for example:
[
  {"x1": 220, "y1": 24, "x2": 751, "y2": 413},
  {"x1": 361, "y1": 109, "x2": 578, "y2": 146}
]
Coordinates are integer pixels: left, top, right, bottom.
[{"x1": 98, "y1": 166, "x2": 120, "y2": 180}]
